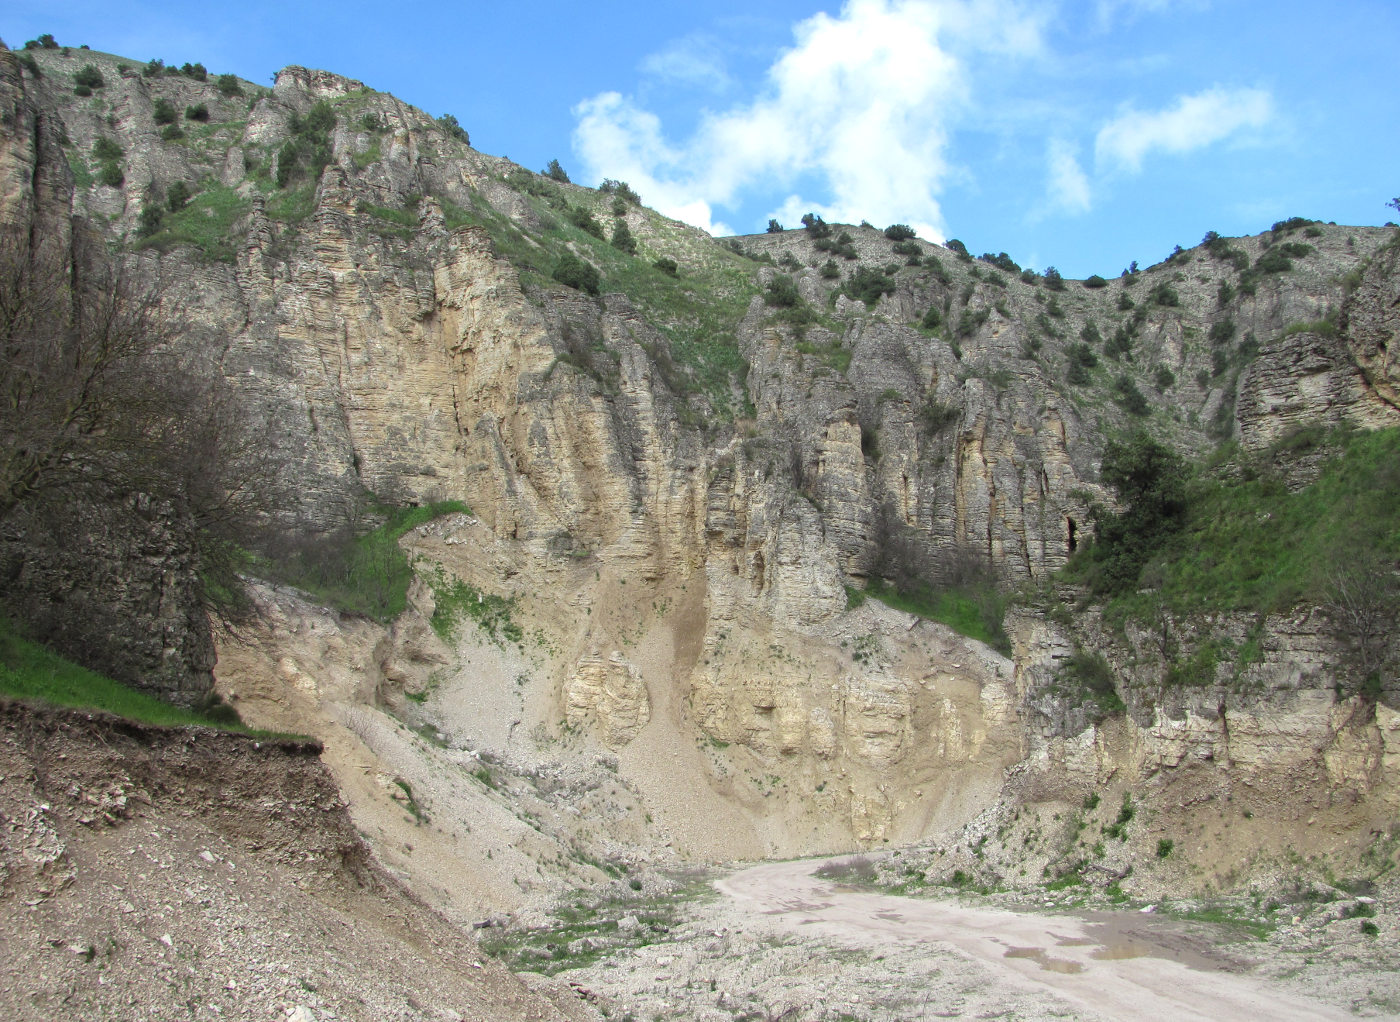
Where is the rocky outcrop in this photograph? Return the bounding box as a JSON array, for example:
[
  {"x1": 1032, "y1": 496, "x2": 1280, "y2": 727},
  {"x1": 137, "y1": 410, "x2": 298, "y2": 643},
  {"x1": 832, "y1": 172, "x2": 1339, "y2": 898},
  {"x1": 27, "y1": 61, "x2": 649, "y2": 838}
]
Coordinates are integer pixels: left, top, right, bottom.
[
  {"x1": 3, "y1": 41, "x2": 1398, "y2": 858},
  {"x1": 565, "y1": 652, "x2": 650, "y2": 748}
]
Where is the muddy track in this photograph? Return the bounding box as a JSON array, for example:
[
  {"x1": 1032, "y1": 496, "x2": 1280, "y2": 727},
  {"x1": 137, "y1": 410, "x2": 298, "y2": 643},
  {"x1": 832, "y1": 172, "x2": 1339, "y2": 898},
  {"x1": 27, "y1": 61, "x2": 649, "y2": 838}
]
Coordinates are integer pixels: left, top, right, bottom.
[{"x1": 716, "y1": 859, "x2": 1354, "y2": 1021}]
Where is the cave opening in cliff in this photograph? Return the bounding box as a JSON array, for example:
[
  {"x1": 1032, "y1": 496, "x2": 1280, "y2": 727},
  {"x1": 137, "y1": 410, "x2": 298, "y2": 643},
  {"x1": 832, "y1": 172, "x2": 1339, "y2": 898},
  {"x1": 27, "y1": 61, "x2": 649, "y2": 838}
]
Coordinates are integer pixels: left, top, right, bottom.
[{"x1": 1066, "y1": 517, "x2": 1078, "y2": 554}]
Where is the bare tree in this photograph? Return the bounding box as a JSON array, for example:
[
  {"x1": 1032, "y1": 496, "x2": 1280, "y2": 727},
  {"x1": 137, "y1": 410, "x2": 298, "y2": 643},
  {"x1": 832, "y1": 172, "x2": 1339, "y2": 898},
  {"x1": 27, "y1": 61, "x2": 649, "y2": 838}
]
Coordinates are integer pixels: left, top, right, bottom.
[
  {"x1": 0, "y1": 226, "x2": 170, "y2": 519},
  {"x1": 1325, "y1": 553, "x2": 1399, "y2": 702}
]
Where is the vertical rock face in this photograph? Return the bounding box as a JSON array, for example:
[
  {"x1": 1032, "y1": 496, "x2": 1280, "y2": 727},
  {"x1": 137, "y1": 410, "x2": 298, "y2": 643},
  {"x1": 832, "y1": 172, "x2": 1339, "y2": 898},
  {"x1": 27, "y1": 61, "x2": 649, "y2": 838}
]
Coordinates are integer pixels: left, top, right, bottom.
[
  {"x1": 3, "y1": 44, "x2": 1398, "y2": 851},
  {"x1": 0, "y1": 491, "x2": 216, "y2": 705}
]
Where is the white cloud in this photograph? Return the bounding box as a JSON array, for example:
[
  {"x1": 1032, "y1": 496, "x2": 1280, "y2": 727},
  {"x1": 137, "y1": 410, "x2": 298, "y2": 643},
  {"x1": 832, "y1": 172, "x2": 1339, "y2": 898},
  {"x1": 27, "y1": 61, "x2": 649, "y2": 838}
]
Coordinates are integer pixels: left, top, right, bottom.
[
  {"x1": 1095, "y1": 86, "x2": 1273, "y2": 173},
  {"x1": 1093, "y1": 0, "x2": 1171, "y2": 28},
  {"x1": 1042, "y1": 138, "x2": 1092, "y2": 216},
  {"x1": 639, "y1": 35, "x2": 733, "y2": 93},
  {"x1": 571, "y1": 0, "x2": 1046, "y2": 238}
]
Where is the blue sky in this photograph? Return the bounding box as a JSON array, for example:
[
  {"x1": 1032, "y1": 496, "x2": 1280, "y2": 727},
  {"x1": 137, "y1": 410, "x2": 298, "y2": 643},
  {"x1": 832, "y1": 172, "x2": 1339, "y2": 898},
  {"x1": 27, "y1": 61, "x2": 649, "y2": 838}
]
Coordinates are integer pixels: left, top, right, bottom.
[{"x1": 7, "y1": 1, "x2": 1398, "y2": 277}]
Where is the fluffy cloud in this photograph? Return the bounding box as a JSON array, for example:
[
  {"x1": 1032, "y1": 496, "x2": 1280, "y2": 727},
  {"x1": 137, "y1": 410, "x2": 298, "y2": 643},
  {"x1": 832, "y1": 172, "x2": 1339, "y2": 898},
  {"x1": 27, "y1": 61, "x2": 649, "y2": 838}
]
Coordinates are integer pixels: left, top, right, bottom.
[
  {"x1": 1095, "y1": 87, "x2": 1274, "y2": 173},
  {"x1": 1042, "y1": 138, "x2": 1092, "y2": 216},
  {"x1": 572, "y1": 0, "x2": 1045, "y2": 238}
]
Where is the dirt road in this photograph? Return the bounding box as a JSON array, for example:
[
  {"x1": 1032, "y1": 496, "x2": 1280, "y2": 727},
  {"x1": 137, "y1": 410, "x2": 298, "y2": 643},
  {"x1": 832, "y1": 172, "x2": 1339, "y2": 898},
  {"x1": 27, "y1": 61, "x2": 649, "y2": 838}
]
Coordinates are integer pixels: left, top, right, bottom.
[{"x1": 716, "y1": 858, "x2": 1354, "y2": 1022}]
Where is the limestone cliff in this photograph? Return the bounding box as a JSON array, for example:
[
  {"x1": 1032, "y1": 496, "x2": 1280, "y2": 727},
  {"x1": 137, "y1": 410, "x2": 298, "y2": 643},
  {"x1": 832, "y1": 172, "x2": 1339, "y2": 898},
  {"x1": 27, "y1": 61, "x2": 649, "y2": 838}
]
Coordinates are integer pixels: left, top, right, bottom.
[{"x1": 2, "y1": 42, "x2": 1398, "y2": 877}]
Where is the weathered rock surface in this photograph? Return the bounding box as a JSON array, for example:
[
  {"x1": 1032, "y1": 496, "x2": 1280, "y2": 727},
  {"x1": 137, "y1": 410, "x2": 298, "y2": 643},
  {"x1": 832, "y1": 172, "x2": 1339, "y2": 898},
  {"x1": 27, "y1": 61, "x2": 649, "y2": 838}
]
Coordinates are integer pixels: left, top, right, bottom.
[{"x1": 2, "y1": 41, "x2": 1398, "y2": 872}]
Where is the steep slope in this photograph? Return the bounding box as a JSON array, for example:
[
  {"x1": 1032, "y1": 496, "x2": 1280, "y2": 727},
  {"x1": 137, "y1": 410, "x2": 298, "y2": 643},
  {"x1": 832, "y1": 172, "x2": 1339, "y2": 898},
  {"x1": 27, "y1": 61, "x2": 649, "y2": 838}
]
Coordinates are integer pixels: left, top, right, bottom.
[
  {"x1": 0, "y1": 702, "x2": 583, "y2": 1021},
  {"x1": 1, "y1": 39, "x2": 1397, "y2": 911}
]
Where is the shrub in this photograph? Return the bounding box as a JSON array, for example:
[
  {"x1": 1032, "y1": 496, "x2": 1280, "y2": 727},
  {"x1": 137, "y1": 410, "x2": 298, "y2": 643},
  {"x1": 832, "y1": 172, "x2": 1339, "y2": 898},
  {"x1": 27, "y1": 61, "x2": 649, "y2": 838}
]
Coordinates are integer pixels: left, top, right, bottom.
[
  {"x1": 1104, "y1": 794, "x2": 1136, "y2": 839},
  {"x1": 166, "y1": 180, "x2": 192, "y2": 212},
  {"x1": 1020, "y1": 268, "x2": 1039, "y2": 285},
  {"x1": 598, "y1": 179, "x2": 641, "y2": 204},
  {"x1": 216, "y1": 73, "x2": 242, "y2": 96},
  {"x1": 1153, "y1": 365, "x2": 1175, "y2": 391},
  {"x1": 73, "y1": 64, "x2": 105, "y2": 90},
  {"x1": 38, "y1": 34, "x2": 59, "y2": 48},
  {"x1": 97, "y1": 162, "x2": 125, "y2": 188},
  {"x1": 1083, "y1": 274, "x2": 1108, "y2": 289},
  {"x1": 945, "y1": 238, "x2": 971, "y2": 262},
  {"x1": 801, "y1": 212, "x2": 831, "y2": 239},
  {"x1": 1043, "y1": 266, "x2": 1065, "y2": 291},
  {"x1": 979, "y1": 252, "x2": 1018, "y2": 274},
  {"x1": 843, "y1": 266, "x2": 897, "y2": 308},
  {"x1": 277, "y1": 101, "x2": 335, "y2": 187},
  {"x1": 553, "y1": 252, "x2": 600, "y2": 295},
  {"x1": 764, "y1": 274, "x2": 801, "y2": 308},
  {"x1": 1217, "y1": 280, "x2": 1235, "y2": 307},
  {"x1": 180, "y1": 62, "x2": 207, "y2": 81},
  {"x1": 955, "y1": 307, "x2": 990, "y2": 338},
  {"x1": 1117, "y1": 291, "x2": 1135, "y2": 311},
  {"x1": 884, "y1": 223, "x2": 916, "y2": 241},
  {"x1": 544, "y1": 158, "x2": 570, "y2": 183},
  {"x1": 567, "y1": 206, "x2": 604, "y2": 239},
  {"x1": 144, "y1": 59, "x2": 165, "y2": 78},
  {"x1": 819, "y1": 259, "x2": 840, "y2": 279},
  {"x1": 137, "y1": 203, "x2": 164, "y2": 238},
  {"x1": 1150, "y1": 283, "x2": 1180, "y2": 307},
  {"x1": 185, "y1": 103, "x2": 210, "y2": 122},
  {"x1": 920, "y1": 307, "x2": 942, "y2": 331},
  {"x1": 652, "y1": 256, "x2": 678, "y2": 277},
  {"x1": 1113, "y1": 374, "x2": 1150, "y2": 416},
  {"x1": 74, "y1": 84, "x2": 92, "y2": 98},
  {"x1": 767, "y1": 219, "x2": 784, "y2": 233},
  {"x1": 160, "y1": 124, "x2": 184, "y2": 141},
  {"x1": 1209, "y1": 319, "x2": 1236, "y2": 345},
  {"x1": 152, "y1": 98, "x2": 177, "y2": 126},
  {"x1": 920, "y1": 397, "x2": 959, "y2": 436},
  {"x1": 1058, "y1": 650, "x2": 1124, "y2": 719},
  {"x1": 436, "y1": 113, "x2": 469, "y2": 145},
  {"x1": 1105, "y1": 326, "x2": 1133, "y2": 361},
  {"x1": 1255, "y1": 248, "x2": 1293, "y2": 274},
  {"x1": 1066, "y1": 342, "x2": 1097, "y2": 385},
  {"x1": 609, "y1": 220, "x2": 637, "y2": 255},
  {"x1": 1079, "y1": 432, "x2": 1187, "y2": 594}
]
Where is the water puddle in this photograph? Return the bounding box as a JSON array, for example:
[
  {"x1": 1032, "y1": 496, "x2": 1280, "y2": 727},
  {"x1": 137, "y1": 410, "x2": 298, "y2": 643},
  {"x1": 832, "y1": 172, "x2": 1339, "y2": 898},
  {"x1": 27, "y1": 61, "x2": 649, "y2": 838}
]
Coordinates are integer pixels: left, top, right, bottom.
[
  {"x1": 1090, "y1": 940, "x2": 1150, "y2": 961},
  {"x1": 1003, "y1": 946, "x2": 1085, "y2": 974}
]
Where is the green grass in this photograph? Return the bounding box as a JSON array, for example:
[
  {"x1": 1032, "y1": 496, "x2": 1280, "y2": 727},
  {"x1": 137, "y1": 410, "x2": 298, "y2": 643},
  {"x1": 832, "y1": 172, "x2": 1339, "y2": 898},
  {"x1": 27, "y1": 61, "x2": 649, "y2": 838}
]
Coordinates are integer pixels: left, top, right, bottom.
[
  {"x1": 261, "y1": 500, "x2": 470, "y2": 623},
  {"x1": 357, "y1": 200, "x2": 416, "y2": 239},
  {"x1": 133, "y1": 182, "x2": 251, "y2": 261},
  {"x1": 0, "y1": 620, "x2": 250, "y2": 731},
  {"x1": 1162, "y1": 902, "x2": 1275, "y2": 941},
  {"x1": 478, "y1": 870, "x2": 714, "y2": 976},
  {"x1": 66, "y1": 151, "x2": 95, "y2": 190},
  {"x1": 1097, "y1": 426, "x2": 1400, "y2": 623},
  {"x1": 423, "y1": 566, "x2": 522, "y2": 645},
  {"x1": 264, "y1": 181, "x2": 318, "y2": 225},
  {"x1": 864, "y1": 579, "x2": 1010, "y2": 653}
]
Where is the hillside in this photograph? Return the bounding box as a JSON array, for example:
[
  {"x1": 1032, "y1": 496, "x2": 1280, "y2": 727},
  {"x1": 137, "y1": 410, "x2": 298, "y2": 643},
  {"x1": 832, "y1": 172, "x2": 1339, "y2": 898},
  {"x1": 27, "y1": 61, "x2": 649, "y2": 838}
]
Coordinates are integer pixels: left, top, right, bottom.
[{"x1": 1, "y1": 38, "x2": 1398, "y2": 1019}]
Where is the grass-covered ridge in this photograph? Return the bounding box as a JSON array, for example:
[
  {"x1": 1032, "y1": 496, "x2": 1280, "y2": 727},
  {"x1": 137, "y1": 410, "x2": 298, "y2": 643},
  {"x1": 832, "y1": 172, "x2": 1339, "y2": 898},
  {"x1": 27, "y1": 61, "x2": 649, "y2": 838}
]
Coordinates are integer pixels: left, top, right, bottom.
[
  {"x1": 1077, "y1": 425, "x2": 1400, "y2": 621},
  {"x1": 0, "y1": 620, "x2": 248, "y2": 731},
  {"x1": 259, "y1": 500, "x2": 470, "y2": 622},
  {"x1": 445, "y1": 176, "x2": 762, "y2": 420}
]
